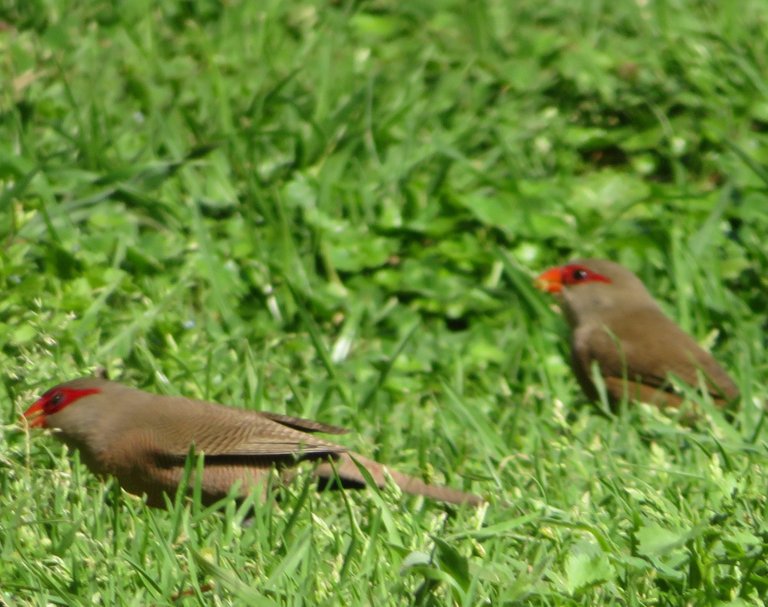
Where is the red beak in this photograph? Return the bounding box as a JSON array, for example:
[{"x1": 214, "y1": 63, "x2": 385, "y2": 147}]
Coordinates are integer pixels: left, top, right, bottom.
[
  {"x1": 22, "y1": 400, "x2": 47, "y2": 428},
  {"x1": 535, "y1": 267, "x2": 564, "y2": 293}
]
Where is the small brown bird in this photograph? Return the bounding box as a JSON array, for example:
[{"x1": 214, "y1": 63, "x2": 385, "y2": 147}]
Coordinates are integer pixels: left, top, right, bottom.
[
  {"x1": 536, "y1": 259, "x2": 739, "y2": 408},
  {"x1": 22, "y1": 378, "x2": 482, "y2": 507}
]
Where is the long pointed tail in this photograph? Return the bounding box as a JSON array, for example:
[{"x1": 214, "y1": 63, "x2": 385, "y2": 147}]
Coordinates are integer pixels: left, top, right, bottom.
[{"x1": 313, "y1": 452, "x2": 483, "y2": 506}]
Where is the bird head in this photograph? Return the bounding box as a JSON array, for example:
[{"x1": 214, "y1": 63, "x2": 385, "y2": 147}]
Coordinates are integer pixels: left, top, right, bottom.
[
  {"x1": 536, "y1": 259, "x2": 656, "y2": 325},
  {"x1": 22, "y1": 380, "x2": 104, "y2": 429}
]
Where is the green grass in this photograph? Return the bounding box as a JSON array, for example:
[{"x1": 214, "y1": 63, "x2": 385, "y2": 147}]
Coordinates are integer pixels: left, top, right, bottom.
[{"x1": 1, "y1": 0, "x2": 768, "y2": 604}]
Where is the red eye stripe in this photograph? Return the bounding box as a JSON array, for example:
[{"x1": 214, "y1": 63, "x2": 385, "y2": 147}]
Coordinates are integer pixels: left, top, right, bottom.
[
  {"x1": 535, "y1": 264, "x2": 612, "y2": 293},
  {"x1": 560, "y1": 264, "x2": 611, "y2": 287},
  {"x1": 42, "y1": 388, "x2": 102, "y2": 415},
  {"x1": 23, "y1": 387, "x2": 103, "y2": 429}
]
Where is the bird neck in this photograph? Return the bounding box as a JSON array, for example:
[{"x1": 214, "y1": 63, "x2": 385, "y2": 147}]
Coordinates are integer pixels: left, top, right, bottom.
[{"x1": 563, "y1": 285, "x2": 659, "y2": 329}]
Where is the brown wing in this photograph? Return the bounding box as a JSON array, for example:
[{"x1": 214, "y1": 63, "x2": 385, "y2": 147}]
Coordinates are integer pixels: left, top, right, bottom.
[
  {"x1": 134, "y1": 395, "x2": 348, "y2": 459},
  {"x1": 578, "y1": 308, "x2": 738, "y2": 405},
  {"x1": 258, "y1": 411, "x2": 348, "y2": 435},
  {"x1": 99, "y1": 425, "x2": 282, "y2": 507}
]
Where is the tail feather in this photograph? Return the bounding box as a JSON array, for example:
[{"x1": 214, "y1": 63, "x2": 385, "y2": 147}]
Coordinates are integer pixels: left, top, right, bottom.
[{"x1": 313, "y1": 452, "x2": 483, "y2": 506}]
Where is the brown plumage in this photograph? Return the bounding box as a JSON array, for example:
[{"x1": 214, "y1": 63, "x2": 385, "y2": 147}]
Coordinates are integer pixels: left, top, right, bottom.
[
  {"x1": 22, "y1": 378, "x2": 482, "y2": 507},
  {"x1": 536, "y1": 259, "x2": 739, "y2": 408}
]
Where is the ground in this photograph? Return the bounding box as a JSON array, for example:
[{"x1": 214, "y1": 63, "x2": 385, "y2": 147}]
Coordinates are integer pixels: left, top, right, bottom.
[{"x1": 1, "y1": 0, "x2": 768, "y2": 605}]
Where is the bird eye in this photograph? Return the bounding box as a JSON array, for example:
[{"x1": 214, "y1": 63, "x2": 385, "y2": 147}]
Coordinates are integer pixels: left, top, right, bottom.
[
  {"x1": 572, "y1": 269, "x2": 588, "y2": 281},
  {"x1": 50, "y1": 392, "x2": 63, "y2": 405},
  {"x1": 559, "y1": 264, "x2": 612, "y2": 287}
]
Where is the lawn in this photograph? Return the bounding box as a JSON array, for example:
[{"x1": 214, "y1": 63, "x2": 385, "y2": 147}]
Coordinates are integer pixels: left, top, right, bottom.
[{"x1": 1, "y1": 0, "x2": 768, "y2": 604}]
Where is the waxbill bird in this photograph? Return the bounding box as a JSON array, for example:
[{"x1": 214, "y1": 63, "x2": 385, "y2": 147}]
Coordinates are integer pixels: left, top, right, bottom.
[
  {"x1": 22, "y1": 378, "x2": 482, "y2": 507},
  {"x1": 535, "y1": 259, "x2": 739, "y2": 408}
]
